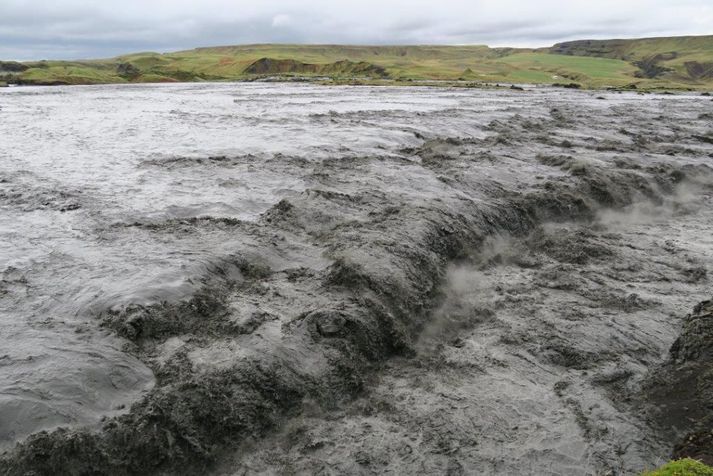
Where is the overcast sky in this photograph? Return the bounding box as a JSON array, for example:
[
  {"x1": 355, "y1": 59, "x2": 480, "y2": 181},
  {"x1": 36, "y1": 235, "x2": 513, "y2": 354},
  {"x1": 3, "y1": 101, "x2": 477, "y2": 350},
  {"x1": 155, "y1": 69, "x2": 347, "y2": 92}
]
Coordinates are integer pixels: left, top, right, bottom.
[{"x1": 1, "y1": 0, "x2": 712, "y2": 60}]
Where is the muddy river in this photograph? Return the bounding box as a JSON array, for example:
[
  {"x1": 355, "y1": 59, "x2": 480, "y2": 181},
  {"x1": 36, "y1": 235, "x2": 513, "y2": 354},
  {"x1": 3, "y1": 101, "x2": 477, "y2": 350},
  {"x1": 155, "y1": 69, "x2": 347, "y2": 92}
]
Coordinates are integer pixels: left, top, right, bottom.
[{"x1": 1, "y1": 83, "x2": 712, "y2": 475}]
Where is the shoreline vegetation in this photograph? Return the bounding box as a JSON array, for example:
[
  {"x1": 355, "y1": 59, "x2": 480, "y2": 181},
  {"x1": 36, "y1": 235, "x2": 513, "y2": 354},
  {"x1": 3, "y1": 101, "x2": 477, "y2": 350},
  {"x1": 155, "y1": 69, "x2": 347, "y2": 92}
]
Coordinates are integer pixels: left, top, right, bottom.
[
  {"x1": 644, "y1": 459, "x2": 713, "y2": 476},
  {"x1": 1, "y1": 35, "x2": 713, "y2": 91}
]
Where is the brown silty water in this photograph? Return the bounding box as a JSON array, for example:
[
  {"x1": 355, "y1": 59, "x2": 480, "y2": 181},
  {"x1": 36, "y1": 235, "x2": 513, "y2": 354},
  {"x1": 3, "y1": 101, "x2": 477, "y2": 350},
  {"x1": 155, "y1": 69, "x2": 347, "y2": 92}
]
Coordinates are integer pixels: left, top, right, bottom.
[{"x1": 0, "y1": 83, "x2": 712, "y2": 475}]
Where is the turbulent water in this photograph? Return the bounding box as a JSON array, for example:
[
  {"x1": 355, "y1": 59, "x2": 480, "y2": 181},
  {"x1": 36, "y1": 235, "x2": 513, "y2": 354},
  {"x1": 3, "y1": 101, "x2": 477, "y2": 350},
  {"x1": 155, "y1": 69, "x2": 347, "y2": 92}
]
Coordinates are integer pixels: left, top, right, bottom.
[
  {"x1": 1, "y1": 83, "x2": 712, "y2": 475},
  {"x1": 0, "y1": 83, "x2": 484, "y2": 448}
]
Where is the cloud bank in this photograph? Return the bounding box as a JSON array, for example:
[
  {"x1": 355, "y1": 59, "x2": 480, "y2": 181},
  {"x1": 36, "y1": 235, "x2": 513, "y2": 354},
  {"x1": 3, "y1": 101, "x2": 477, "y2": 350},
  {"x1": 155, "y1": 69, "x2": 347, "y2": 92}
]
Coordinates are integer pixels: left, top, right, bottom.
[{"x1": 1, "y1": 0, "x2": 712, "y2": 60}]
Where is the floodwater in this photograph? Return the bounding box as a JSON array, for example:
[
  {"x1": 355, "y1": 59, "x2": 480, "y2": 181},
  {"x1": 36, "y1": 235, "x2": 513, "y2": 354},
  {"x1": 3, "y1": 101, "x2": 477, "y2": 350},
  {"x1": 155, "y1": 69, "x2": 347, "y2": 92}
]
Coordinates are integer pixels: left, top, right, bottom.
[
  {"x1": 0, "y1": 82, "x2": 536, "y2": 448},
  {"x1": 1, "y1": 83, "x2": 712, "y2": 474}
]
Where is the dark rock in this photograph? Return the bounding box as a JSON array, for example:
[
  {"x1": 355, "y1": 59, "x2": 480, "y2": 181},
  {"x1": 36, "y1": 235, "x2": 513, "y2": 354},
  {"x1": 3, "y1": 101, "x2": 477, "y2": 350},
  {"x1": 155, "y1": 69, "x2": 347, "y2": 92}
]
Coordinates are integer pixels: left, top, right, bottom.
[
  {"x1": 0, "y1": 61, "x2": 29, "y2": 73},
  {"x1": 553, "y1": 82, "x2": 582, "y2": 89},
  {"x1": 117, "y1": 62, "x2": 141, "y2": 80},
  {"x1": 646, "y1": 299, "x2": 713, "y2": 465},
  {"x1": 634, "y1": 55, "x2": 673, "y2": 79}
]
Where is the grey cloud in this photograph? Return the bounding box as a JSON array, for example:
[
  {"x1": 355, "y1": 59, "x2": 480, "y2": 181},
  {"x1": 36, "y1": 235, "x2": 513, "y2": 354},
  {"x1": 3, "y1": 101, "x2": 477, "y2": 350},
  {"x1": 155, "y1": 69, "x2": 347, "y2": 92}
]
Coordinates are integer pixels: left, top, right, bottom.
[{"x1": 0, "y1": 0, "x2": 711, "y2": 60}]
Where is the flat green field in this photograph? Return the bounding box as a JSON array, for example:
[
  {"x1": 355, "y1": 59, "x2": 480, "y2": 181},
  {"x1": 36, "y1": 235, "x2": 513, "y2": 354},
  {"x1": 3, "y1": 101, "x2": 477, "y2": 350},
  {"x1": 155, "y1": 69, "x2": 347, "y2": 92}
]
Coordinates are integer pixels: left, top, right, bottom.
[
  {"x1": 3, "y1": 35, "x2": 713, "y2": 90},
  {"x1": 498, "y1": 52, "x2": 637, "y2": 81}
]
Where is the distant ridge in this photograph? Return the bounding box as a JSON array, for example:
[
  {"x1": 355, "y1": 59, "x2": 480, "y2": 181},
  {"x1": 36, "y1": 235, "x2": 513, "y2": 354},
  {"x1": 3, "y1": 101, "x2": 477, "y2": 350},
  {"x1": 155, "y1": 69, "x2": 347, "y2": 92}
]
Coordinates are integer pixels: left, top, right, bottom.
[{"x1": 2, "y1": 35, "x2": 712, "y2": 90}]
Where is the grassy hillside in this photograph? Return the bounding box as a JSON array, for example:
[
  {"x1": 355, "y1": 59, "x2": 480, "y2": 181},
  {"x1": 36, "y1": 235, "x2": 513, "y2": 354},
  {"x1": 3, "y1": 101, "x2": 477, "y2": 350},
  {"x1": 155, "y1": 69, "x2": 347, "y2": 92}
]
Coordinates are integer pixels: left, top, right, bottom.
[
  {"x1": 550, "y1": 35, "x2": 713, "y2": 87},
  {"x1": 2, "y1": 36, "x2": 713, "y2": 90}
]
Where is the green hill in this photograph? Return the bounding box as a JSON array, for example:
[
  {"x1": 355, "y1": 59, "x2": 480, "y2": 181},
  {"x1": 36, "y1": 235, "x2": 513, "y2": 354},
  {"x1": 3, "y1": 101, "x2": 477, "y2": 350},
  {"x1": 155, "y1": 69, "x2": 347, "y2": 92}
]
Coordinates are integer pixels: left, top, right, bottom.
[
  {"x1": 550, "y1": 35, "x2": 713, "y2": 87},
  {"x1": 3, "y1": 36, "x2": 713, "y2": 90}
]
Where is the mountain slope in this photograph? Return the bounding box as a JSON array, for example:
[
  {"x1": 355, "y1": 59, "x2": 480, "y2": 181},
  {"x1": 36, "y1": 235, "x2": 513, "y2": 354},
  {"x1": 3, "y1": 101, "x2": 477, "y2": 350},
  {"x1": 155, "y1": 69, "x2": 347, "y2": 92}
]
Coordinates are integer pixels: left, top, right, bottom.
[
  {"x1": 2, "y1": 36, "x2": 712, "y2": 90},
  {"x1": 549, "y1": 35, "x2": 713, "y2": 84}
]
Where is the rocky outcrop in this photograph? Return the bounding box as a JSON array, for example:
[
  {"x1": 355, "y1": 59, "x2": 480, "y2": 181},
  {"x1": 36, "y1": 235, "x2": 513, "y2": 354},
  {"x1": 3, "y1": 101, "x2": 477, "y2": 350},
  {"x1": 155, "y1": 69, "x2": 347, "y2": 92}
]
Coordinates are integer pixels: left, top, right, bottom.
[
  {"x1": 646, "y1": 300, "x2": 713, "y2": 465},
  {"x1": 116, "y1": 62, "x2": 141, "y2": 80},
  {"x1": 243, "y1": 57, "x2": 388, "y2": 78},
  {"x1": 634, "y1": 55, "x2": 674, "y2": 79},
  {"x1": 0, "y1": 61, "x2": 28, "y2": 73},
  {"x1": 685, "y1": 61, "x2": 713, "y2": 80}
]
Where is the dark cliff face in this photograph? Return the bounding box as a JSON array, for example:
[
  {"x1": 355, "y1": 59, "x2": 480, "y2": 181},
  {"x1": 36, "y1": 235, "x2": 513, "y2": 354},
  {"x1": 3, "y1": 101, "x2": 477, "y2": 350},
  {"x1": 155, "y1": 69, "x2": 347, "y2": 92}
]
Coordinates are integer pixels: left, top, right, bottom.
[
  {"x1": 116, "y1": 62, "x2": 141, "y2": 80},
  {"x1": 646, "y1": 300, "x2": 713, "y2": 465},
  {"x1": 685, "y1": 61, "x2": 713, "y2": 80},
  {"x1": 0, "y1": 61, "x2": 29, "y2": 73},
  {"x1": 550, "y1": 39, "x2": 634, "y2": 60},
  {"x1": 633, "y1": 55, "x2": 675, "y2": 79},
  {"x1": 243, "y1": 57, "x2": 389, "y2": 78},
  {"x1": 243, "y1": 57, "x2": 322, "y2": 75}
]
